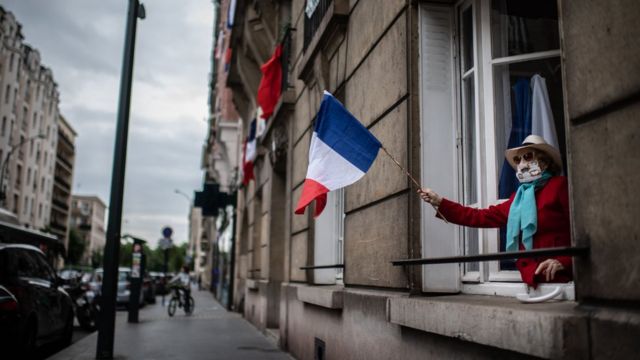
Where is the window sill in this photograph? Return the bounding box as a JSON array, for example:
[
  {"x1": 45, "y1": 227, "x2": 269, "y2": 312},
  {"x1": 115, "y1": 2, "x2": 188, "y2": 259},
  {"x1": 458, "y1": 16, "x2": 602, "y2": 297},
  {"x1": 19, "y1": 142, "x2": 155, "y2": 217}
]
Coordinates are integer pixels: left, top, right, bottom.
[
  {"x1": 296, "y1": 284, "x2": 344, "y2": 309},
  {"x1": 462, "y1": 282, "x2": 575, "y2": 301},
  {"x1": 296, "y1": 0, "x2": 349, "y2": 83},
  {"x1": 387, "y1": 294, "x2": 588, "y2": 359}
]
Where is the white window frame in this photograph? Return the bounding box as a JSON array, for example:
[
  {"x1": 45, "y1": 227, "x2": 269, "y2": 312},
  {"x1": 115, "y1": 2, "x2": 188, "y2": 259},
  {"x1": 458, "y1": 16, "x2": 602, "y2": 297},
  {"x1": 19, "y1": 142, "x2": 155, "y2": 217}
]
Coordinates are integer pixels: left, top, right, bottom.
[
  {"x1": 420, "y1": 0, "x2": 574, "y2": 299},
  {"x1": 313, "y1": 188, "x2": 345, "y2": 285}
]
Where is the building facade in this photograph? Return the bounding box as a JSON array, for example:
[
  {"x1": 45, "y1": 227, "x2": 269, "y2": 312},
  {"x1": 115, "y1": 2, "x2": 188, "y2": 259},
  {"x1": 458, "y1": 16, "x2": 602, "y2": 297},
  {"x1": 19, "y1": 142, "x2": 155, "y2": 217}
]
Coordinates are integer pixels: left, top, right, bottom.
[
  {"x1": 50, "y1": 115, "x2": 76, "y2": 252},
  {"x1": 208, "y1": 0, "x2": 640, "y2": 358},
  {"x1": 196, "y1": 0, "x2": 243, "y2": 303},
  {"x1": 0, "y1": 6, "x2": 65, "y2": 236},
  {"x1": 70, "y1": 195, "x2": 106, "y2": 266},
  {"x1": 187, "y1": 205, "x2": 204, "y2": 278}
]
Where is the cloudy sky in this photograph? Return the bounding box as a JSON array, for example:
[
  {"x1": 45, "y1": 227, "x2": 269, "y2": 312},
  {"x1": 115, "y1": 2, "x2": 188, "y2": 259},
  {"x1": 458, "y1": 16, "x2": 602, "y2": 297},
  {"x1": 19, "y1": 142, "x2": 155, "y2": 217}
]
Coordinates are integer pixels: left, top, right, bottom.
[{"x1": 2, "y1": 0, "x2": 214, "y2": 246}]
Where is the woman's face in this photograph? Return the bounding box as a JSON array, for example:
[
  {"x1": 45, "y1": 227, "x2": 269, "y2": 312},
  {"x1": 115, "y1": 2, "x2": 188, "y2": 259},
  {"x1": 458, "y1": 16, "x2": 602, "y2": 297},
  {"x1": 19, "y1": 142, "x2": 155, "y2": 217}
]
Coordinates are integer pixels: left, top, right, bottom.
[{"x1": 512, "y1": 149, "x2": 548, "y2": 183}]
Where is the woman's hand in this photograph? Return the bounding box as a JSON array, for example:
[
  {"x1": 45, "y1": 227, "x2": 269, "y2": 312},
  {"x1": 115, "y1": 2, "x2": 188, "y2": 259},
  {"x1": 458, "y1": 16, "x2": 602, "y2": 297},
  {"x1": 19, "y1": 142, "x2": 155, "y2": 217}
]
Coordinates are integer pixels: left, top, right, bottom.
[
  {"x1": 417, "y1": 188, "x2": 442, "y2": 207},
  {"x1": 535, "y1": 259, "x2": 564, "y2": 282}
]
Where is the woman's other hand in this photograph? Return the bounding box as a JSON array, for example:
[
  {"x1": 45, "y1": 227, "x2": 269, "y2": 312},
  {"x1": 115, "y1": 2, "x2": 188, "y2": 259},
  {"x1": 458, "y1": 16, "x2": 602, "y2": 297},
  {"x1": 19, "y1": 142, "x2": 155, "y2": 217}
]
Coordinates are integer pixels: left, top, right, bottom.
[
  {"x1": 417, "y1": 188, "x2": 442, "y2": 207},
  {"x1": 535, "y1": 259, "x2": 565, "y2": 282}
]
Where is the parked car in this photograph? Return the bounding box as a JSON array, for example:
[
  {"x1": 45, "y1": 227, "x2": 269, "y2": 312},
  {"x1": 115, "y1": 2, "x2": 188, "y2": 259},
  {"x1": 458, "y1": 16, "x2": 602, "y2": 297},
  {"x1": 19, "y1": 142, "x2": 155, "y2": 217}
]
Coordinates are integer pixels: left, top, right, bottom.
[
  {"x1": 0, "y1": 244, "x2": 74, "y2": 357},
  {"x1": 89, "y1": 267, "x2": 144, "y2": 308},
  {"x1": 142, "y1": 272, "x2": 156, "y2": 304}
]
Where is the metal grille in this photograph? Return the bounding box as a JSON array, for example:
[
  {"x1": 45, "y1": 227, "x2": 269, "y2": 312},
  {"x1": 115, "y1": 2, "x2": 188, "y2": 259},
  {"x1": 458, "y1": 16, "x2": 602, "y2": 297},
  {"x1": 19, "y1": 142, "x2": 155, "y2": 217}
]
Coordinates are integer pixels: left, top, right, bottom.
[
  {"x1": 280, "y1": 27, "x2": 291, "y2": 92},
  {"x1": 303, "y1": 0, "x2": 333, "y2": 52}
]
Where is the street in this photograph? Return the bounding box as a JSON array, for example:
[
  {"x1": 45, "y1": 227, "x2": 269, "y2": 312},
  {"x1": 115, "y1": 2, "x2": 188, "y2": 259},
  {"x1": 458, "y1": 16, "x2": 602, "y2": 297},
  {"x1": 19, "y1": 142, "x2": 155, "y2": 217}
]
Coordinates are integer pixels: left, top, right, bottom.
[{"x1": 46, "y1": 288, "x2": 291, "y2": 360}]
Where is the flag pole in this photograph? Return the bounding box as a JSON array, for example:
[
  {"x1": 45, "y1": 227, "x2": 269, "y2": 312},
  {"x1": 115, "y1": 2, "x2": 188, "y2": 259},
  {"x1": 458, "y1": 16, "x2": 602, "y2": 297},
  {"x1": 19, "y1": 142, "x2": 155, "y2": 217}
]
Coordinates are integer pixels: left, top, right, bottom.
[{"x1": 380, "y1": 147, "x2": 449, "y2": 223}]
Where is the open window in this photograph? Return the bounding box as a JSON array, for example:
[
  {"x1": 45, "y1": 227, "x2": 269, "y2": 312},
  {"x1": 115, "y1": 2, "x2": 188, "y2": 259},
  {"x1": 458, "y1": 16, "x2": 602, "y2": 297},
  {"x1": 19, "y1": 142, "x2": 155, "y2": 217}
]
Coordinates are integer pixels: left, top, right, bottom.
[{"x1": 419, "y1": 0, "x2": 572, "y2": 298}]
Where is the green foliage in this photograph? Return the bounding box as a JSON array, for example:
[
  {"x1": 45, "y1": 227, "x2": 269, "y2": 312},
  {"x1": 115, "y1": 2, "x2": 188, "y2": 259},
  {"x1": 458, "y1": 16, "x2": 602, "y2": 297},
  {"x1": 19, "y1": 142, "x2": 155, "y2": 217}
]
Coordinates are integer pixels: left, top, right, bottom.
[
  {"x1": 118, "y1": 240, "x2": 191, "y2": 273},
  {"x1": 67, "y1": 227, "x2": 86, "y2": 265},
  {"x1": 91, "y1": 249, "x2": 103, "y2": 269}
]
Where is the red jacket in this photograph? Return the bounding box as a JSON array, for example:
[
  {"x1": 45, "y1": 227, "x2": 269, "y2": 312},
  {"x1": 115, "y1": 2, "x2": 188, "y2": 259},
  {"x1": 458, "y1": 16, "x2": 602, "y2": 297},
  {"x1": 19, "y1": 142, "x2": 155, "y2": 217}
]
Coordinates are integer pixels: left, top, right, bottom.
[{"x1": 437, "y1": 176, "x2": 572, "y2": 287}]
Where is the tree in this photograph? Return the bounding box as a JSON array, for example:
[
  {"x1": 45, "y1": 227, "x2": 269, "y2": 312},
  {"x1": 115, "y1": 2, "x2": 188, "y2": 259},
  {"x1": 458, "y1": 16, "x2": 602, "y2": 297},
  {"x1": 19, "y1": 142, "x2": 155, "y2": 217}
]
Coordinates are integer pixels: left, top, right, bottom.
[
  {"x1": 67, "y1": 227, "x2": 86, "y2": 265},
  {"x1": 91, "y1": 249, "x2": 103, "y2": 269}
]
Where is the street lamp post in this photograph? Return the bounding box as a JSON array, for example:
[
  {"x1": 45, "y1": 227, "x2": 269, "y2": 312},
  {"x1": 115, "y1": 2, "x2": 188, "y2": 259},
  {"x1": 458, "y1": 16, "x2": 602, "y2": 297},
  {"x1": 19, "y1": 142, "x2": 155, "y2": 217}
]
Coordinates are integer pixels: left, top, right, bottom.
[
  {"x1": 96, "y1": 0, "x2": 145, "y2": 358},
  {"x1": 0, "y1": 133, "x2": 46, "y2": 208}
]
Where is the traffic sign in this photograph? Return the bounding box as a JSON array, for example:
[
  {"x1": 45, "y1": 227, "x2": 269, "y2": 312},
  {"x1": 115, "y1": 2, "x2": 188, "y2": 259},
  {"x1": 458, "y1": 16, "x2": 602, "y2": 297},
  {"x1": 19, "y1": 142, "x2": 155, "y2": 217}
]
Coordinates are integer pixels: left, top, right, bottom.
[
  {"x1": 158, "y1": 237, "x2": 173, "y2": 250},
  {"x1": 162, "y1": 226, "x2": 173, "y2": 238}
]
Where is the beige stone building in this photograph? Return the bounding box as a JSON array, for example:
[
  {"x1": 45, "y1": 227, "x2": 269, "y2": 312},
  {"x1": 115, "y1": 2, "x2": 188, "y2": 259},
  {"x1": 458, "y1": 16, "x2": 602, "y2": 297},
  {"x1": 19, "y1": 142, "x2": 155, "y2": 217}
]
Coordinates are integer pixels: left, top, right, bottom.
[
  {"x1": 187, "y1": 205, "x2": 204, "y2": 278},
  {"x1": 50, "y1": 115, "x2": 76, "y2": 252},
  {"x1": 0, "y1": 7, "x2": 60, "y2": 233},
  {"x1": 70, "y1": 195, "x2": 106, "y2": 266},
  {"x1": 208, "y1": 0, "x2": 640, "y2": 358},
  {"x1": 197, "y1": 0, "x2": 243, "y2": 300}
]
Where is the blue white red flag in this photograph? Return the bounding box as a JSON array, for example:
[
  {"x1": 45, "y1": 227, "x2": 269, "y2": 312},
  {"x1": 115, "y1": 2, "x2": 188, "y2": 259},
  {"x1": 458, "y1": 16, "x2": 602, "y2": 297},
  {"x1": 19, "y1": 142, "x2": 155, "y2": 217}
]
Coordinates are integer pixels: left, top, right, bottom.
[
  {"x1": 242, "y1": 119, "x2": 257, "y2": 186},
  {"x1": 295, "y1": 91, "x2": 381, "y2": 217}
]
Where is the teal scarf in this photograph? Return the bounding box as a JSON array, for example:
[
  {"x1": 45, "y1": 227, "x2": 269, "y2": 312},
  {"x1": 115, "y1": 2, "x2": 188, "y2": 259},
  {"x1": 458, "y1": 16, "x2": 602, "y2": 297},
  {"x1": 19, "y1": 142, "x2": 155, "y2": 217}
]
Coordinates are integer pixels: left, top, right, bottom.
[{"x1": 506, "y1": 171, "x2": 553, "y2": 252}]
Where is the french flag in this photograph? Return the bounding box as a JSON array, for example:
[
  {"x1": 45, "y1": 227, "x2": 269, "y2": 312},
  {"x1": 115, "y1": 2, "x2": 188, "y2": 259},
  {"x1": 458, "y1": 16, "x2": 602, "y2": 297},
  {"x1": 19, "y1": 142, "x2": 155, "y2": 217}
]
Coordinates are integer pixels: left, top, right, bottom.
[{"x1": 295, "y1": 91, "x2": 381, "y2": 217}]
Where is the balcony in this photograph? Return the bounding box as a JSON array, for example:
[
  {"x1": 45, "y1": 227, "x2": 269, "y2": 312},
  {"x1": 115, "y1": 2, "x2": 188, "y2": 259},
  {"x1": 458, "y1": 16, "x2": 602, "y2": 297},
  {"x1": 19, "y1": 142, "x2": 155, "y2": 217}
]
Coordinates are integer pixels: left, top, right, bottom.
[
  {"x1": 281, "y1": 26, "x2": 292, "y2": 94},
  {"x1": 298, "y1": 0, "x2": 349, "y2": 83},
  {"x1": 52, "y1": 198, "x2": 69, "y2": 211},
  {"x1": 58, "y1": 155, "x2": 74, "y2": 171},
  {"x1": 50, "y1": 221, "x2": 67, "y2": 233},
  {"x1": 54, "y1": 174, "x2": 71, "y2": 189}
]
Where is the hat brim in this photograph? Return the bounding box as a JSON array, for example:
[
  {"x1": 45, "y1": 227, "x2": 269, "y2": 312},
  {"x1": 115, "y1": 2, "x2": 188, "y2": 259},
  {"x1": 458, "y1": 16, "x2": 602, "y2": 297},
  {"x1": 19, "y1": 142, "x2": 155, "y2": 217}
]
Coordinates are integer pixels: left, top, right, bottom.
[{"x1": 505, "y1": 143, "x2": 563, "y2": 171}]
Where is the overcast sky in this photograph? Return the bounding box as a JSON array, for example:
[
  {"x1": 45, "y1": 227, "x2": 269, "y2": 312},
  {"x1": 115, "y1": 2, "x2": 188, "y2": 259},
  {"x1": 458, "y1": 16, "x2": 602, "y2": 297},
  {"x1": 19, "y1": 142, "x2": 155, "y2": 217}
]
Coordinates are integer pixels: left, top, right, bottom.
[{"x1": 2, "y1": 0, "x2": 213, "y2": 247}]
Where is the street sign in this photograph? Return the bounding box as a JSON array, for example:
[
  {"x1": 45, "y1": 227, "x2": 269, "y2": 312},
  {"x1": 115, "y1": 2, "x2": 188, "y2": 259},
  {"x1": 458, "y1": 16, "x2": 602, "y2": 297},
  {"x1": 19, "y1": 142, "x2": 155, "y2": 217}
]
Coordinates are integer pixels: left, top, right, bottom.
[
  {"x1": 162, "y1": 226, "x2": 173, "y2": 238},
  {"x1": 158, "y1": 237, "x2": 173, "y2": 250}
]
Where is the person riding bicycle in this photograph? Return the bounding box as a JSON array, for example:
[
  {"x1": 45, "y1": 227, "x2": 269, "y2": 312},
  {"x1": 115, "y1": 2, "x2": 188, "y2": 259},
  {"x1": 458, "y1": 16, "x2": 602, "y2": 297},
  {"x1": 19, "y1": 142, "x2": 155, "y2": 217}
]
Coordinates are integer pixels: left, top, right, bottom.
[{"x1": 168, "y1": 266, "x2": 191, "y2": 304}]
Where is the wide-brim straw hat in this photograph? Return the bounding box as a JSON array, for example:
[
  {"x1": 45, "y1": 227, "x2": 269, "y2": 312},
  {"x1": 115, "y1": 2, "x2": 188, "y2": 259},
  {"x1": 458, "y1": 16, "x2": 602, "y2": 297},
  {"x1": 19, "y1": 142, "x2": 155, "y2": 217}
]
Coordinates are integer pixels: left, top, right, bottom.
[{"x1": 505, "y1": 134, "x2": 562, "y2": 171}]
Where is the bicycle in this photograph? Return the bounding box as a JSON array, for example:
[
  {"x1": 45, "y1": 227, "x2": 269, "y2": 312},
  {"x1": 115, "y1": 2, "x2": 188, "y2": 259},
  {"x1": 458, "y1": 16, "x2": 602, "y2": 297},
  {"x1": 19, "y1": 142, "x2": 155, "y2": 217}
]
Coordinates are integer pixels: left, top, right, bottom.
[{"x1": 167, "y1": 284, "x2": 195, "y2": 317}]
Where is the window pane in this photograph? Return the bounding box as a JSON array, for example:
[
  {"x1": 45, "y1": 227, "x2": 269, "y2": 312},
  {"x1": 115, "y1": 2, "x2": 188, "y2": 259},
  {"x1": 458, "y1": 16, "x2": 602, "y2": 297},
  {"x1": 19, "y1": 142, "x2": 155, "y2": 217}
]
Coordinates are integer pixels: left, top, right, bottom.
[
  {"x1": 462, "y1": 78, "x2": 477, "y2": 205},
  {"x1": 461, "y1": 76, "x2": 479, "y2": 273},
  {"x1": 491, "y1": 0, "x2": 559, "y2": 58},
  {"x1": 461, "y1": 7, "x2": 474, "y2": 72},
  {"x1": 465, "y1": 227, "x2": 479, "y2": 272}
]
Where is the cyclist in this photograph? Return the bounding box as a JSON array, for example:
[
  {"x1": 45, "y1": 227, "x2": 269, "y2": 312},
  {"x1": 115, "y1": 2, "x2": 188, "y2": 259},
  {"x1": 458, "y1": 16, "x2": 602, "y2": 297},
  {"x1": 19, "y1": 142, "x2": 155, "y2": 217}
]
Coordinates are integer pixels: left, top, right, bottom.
[{"x1": 168, "y1": 266, "x2": 191, "y2": 305}]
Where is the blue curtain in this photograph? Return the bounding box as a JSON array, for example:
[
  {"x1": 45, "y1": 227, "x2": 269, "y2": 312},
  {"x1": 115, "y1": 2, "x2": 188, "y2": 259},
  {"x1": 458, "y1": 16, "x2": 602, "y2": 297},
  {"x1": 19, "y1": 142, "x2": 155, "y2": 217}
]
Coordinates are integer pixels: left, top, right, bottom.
[
  {"x1": 498, "y1": 77, "x2": 532, "y2": 199},
  {"x1": 499, "y1": 77, "x2": 531, "y2": 265}
]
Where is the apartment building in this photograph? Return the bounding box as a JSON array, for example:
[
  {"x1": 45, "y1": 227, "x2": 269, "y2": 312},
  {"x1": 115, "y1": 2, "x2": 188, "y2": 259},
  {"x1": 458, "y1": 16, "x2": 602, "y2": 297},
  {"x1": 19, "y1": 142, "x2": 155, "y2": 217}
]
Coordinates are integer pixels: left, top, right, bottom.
[
  {"x1": 70, "y1": 195, "x2": 106, "y2": 266},
  {"x1": 196, "y1": 0, "x2": 243, "y2": 303},
  {"x1": 210, "y1": 0, "x2": 640, "y2": 358},
  {"x1": 50, "y1": 115, "x2": 76, "y2": 252},
  {"x1": 0, "y1": 6, "x2": 62, "y2": 234}
]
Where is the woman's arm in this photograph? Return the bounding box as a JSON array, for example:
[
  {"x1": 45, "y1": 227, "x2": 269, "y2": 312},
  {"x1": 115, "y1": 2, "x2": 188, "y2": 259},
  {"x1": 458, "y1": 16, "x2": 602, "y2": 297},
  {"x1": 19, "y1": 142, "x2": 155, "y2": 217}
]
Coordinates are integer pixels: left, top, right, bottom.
[{"x1": 418, "y1": 188, "x2": 512, "y2": 228}]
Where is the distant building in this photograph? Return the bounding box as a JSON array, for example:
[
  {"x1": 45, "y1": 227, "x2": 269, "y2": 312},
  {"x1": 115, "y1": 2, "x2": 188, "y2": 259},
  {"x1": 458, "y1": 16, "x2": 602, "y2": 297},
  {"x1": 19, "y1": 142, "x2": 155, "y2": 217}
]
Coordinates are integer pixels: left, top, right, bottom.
[
  {"x1": 0, "y1": 6, "x2": 62, "y2": 234},
  {"x1": 196, "y1": 0, "x2": 242, "y2": 301},
  {"x1": 187, "y1": 205, "x2": 203, "y2": 275},
  {"x1": 70, "y1": 195, "x2": 106, "y2": 266},
  {"x1": 50, "y1": 115, "x2": 76, "y2": 254}
]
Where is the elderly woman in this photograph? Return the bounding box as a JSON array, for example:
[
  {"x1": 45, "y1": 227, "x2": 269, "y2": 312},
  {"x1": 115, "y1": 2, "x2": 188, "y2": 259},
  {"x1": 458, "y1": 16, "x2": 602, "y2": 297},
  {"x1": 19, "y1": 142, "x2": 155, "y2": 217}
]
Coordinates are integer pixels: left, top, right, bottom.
[{"x1": 418, "y1": 135, "x2": 571, "y2": 287}]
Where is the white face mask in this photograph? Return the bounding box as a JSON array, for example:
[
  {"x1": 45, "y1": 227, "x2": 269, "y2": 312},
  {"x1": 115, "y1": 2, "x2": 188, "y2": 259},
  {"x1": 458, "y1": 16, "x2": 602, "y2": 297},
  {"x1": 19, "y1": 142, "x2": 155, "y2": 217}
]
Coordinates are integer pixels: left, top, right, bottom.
[{"x1": 516, "y1": 160, "x2": 543, "y2": 183}]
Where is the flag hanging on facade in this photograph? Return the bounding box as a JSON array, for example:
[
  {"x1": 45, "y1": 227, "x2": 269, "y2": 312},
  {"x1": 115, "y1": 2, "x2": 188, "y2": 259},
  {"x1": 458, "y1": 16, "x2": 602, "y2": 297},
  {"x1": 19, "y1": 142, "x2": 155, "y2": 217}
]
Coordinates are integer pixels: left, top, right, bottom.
[
  {"x1": 257, "y1": 44, "x2": 283, "y2": 120},
  {"x1": 295, "y1": 91, "x2": 381, "y2": 217},
  {"x1": 242, "y1": 119, "x2": 257, "y2": 186}
]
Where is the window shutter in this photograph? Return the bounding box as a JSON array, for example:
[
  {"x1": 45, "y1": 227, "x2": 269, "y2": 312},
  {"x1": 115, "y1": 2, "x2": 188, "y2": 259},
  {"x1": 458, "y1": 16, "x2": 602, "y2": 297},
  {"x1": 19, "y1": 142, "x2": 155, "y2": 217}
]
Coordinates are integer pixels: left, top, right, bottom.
[
  {"x1": 420, "y1": 4, "x2": 460, "y2": 293},
  {"x1": 313, "y1": 190, "x2": 341, "y2": 284}
]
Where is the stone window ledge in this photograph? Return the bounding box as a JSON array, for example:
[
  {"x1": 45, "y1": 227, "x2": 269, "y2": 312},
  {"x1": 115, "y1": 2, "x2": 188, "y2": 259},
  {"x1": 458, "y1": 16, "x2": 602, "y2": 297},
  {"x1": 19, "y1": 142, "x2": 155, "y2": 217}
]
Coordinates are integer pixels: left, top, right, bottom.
[
  {"x1": 387, "y1": 295, "x2": 589, "y2": 359},
  {"x1": 296, "y1": 284, "x2": 344, "y2": 309}
]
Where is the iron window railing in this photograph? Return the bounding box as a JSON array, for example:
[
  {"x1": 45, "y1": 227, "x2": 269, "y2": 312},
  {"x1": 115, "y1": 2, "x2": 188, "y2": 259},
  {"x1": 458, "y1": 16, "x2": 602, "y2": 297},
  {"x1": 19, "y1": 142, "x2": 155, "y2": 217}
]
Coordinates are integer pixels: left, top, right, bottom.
[
  {"x1": 391, "y1": 246, "x2": 589, "y2": 266},
  {"x1": 281, "y1": 26, "x2": 292, "y2": 93},
  {"x1": 303, "y1": 0, "x2": 333, "y2": 52},
  {"x1": 299, "y1": 264, "x2": 344, "y2": 270}
]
